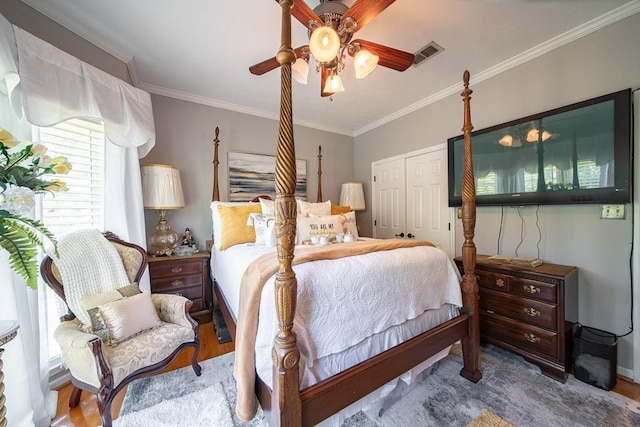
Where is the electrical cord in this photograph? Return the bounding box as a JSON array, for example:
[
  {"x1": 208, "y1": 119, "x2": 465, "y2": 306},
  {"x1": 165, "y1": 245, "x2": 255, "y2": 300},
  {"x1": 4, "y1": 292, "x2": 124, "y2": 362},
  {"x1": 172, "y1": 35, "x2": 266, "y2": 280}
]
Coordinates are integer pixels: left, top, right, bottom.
[
  {"x1": 514, "y1": 207, "x2": 524, "y2": 257},
  {"x1": 497, "y1": 205, "x2": 504, "y2": 255}
]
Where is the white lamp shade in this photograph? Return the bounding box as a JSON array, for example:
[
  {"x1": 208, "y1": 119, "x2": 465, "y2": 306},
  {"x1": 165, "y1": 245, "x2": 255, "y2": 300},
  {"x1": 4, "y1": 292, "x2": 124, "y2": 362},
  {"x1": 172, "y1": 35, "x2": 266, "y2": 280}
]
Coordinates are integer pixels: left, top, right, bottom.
[
  {"x1": 292, "y1": 58, "x2": 309, "y2": 84},
  {"x1": 324, "y1": 73, "x2": 345, "y2": 93},
  {"x1": 309, "y1": 26, "x2": 341, "y2": 62},
  {"x1": 141, "y1": 164, "x2": 185, "y2": 209},
  {"x1": 339, "y1": 182, "x2": 366, "y2": 211},
  {"x1": 354, "y1": 49, "x2": 379, "y2": 79}
]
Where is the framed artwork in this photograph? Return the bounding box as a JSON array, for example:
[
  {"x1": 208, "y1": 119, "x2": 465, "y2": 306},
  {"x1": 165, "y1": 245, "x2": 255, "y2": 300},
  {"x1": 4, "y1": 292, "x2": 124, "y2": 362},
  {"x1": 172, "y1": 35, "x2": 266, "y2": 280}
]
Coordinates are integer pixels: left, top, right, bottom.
[{"x1": 228, "y1": 152, "x2": 307, "y2": 201}]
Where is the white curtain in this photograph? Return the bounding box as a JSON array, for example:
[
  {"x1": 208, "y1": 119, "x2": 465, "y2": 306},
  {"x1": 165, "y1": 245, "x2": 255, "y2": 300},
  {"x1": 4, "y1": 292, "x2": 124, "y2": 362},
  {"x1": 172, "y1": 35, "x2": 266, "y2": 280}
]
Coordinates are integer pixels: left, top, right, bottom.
[{"x1": 0, "y1": 12, "x2": 155, "y2": 425}]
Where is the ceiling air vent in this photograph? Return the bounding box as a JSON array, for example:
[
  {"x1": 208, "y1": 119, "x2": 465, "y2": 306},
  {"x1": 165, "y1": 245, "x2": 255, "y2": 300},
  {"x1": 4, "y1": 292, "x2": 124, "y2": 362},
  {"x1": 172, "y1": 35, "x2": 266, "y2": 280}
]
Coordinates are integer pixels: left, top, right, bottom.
[{"x1": 413, "y1": 41, "x2": 444, "y2": 67}]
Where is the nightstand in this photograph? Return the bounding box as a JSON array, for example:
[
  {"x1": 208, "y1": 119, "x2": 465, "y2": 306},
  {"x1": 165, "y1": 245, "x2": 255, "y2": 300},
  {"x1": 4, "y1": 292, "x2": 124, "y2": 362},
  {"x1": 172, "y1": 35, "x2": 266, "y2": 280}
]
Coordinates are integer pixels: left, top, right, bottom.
[{"x1": 148, "y1": 251, "x2": 212, "y2": 324}]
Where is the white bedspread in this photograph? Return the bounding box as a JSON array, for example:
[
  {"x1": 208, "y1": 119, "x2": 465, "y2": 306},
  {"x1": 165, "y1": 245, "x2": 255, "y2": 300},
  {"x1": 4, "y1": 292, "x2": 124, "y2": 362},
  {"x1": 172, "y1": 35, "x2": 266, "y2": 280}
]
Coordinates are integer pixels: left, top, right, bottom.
[{"x1": 212, "y1": 240, "x2": 462, "y2": 390}]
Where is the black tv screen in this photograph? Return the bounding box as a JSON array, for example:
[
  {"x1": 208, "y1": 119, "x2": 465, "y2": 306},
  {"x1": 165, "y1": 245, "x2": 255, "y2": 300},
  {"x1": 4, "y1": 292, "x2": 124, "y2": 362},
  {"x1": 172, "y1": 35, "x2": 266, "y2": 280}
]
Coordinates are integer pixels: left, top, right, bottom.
[{"x1": 448, "y1": 89, "x2": 632, "y2": 207}]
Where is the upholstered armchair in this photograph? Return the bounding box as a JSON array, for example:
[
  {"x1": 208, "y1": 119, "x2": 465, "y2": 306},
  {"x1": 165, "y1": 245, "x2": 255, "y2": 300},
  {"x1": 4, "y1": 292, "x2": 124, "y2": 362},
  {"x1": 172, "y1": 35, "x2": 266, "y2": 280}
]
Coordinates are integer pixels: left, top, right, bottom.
[{"x1": 40, "y1": 230, "x2": 201, "y2": 427}]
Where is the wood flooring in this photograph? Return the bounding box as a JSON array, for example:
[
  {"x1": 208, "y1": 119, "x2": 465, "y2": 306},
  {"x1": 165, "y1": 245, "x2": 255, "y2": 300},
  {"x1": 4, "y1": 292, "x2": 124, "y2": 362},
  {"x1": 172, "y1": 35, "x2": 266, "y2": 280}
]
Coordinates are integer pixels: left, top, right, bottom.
[{"x1": 52, "y1": 321, "x2": 639, "y2": 426}]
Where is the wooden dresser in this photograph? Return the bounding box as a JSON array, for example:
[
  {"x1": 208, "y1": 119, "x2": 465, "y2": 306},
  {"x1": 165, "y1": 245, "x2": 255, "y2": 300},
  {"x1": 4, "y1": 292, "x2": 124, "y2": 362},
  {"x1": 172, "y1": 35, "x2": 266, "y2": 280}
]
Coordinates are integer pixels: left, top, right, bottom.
[
  {"x1": 148, "y1": 251, "x2": 212, "y2": 324},
  {"x1": 455, "y1": 255, "x2": 578, "y2": 382}
]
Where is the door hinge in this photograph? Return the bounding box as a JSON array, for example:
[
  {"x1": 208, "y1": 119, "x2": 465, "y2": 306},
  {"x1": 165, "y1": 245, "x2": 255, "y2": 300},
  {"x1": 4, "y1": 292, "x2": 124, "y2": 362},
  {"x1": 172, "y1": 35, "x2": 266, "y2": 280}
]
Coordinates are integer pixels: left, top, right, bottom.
[
  {"x1": 373, "y1": 176, "x2": 377, "y2": 182},
  {"x1": 374, "y1": 219, "x2": 377, "y2": 226},
  {"x1": 448, "y1": 222, "x2": 450, "y2": 231}
]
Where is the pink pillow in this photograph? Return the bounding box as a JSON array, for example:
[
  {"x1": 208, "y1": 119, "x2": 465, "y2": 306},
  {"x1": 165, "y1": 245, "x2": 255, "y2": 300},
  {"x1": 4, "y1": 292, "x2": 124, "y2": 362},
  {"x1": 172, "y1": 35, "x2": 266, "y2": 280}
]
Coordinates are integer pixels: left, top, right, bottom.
[{"x1": 98, "y1": 291, "x2": 162, "y2": 345}]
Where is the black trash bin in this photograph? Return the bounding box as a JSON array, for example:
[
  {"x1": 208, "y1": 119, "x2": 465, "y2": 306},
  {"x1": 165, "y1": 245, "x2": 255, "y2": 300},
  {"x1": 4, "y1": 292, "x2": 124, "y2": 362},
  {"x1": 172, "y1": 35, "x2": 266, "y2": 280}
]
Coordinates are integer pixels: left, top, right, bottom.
[{"x1": 573, "y1": 324, "x2": 617, "y2": 390}]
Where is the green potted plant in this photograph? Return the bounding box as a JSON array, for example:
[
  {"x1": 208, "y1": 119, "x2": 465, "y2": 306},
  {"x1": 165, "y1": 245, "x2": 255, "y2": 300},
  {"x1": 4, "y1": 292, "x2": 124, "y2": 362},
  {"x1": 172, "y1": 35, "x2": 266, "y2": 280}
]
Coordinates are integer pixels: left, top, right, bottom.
[{"x1": 0, "y1": 127, "x2": 71, "y2": 289}]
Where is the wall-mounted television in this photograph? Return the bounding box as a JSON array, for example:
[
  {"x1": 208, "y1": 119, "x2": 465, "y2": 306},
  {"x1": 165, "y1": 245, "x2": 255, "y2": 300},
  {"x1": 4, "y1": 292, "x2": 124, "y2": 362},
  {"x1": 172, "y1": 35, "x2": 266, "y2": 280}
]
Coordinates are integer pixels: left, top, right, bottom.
[{"x1": 447, "y1": 89, "x2": 632, "y2": 207}]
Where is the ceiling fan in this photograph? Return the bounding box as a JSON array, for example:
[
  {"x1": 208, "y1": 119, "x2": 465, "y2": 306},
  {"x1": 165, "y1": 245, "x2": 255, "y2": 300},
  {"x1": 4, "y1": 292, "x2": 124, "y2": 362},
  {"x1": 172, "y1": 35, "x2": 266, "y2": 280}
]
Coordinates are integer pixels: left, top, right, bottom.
[{"x1": 249, "y1": 0, "x2": 415, "y2": 97}]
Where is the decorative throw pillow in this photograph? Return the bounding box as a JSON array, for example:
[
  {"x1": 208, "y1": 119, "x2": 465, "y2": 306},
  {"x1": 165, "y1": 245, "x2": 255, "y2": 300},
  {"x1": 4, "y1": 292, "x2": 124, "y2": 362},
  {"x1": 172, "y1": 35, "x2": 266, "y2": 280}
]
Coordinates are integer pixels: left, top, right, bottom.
[
  {"x1": 79, "y1": 284, "x2": 141, "y2": 339},
  {"x1": 341, "y1": 211, "x2": 359, "y2": 238},
  {"x1": 296, "y1": 214, "x2": 344, "y2": 243},
  {"x1": 98, "y1": 291, "x2": 162, "y2": 345},
  {"x1": 297, "y1": 199, "x2": 331, "y2": 217},
  {"x1": 259, "y1": 198, "x2": 275, "y2": 215},
  {"x1": 211, "y1": 201, "x2": 260, "y2": 250},
  {"x1": 214, "y1": 203, "x2": 262, "y2": 250},
  {"x1": 331, "y1": 204, "x2": 351, "y2": 215},
  {"x1": 250, "y1": 213, "x2": 276, "y2": 246}
]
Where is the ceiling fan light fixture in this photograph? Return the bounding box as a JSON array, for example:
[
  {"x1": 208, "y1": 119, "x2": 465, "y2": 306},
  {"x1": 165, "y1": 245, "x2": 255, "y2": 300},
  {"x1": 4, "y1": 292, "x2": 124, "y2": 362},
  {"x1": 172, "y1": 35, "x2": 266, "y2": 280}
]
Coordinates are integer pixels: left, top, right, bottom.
[
  {"x1": 526, "y1": 128, "x2": 555, "y2": 143},
  {"x1": 354, "y1": 49, "x2": 379, "y2": 79},
  {"x1": 498, "y1": 135, "x2": 513, "y2": 147},
  {"x1": 324, "y1": 72, "x2": 345, "y2": 93},
  {"x1": 292, "y1": 57, "x2": 309, "y2": 84},
  {"x1": 309, "y1": 26, "x2": 341, "y2": 62}
]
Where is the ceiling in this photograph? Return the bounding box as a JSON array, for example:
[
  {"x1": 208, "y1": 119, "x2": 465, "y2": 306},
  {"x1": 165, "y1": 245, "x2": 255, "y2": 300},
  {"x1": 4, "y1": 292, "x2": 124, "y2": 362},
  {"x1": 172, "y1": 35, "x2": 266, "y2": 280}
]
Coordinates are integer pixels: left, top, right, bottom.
[{"x1": 20, "y1": 0, "x2": 639, "y2": 136}]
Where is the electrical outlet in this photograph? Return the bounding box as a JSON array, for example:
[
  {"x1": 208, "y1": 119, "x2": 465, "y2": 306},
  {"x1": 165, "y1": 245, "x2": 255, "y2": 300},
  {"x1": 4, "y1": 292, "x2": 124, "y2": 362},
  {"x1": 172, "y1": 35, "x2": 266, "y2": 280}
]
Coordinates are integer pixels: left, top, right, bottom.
[{"x1": 600, "y1": 204, "x2": 625, "y2": 219}]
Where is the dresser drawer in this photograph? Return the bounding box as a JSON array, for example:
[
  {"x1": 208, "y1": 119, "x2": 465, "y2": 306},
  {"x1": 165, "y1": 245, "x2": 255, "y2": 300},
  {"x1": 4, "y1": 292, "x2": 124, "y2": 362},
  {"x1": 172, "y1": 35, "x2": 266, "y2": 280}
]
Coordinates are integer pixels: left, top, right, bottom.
[
  {"x1": 480, "y1": 289, "x2": 556, "y2": 330},
  {"x1": 477, "y1": 270, "x2": 508, "y2": 292},
  {"x1": 151, "y1": 274, "x2": 204, "y2": 296},
  {"x1": 157, "y1": 285, "x2": 203, "y2": 301},
  {"x1": 149, "y1": 261, "x2": 204, "y2": 278},
  {"x1": 509, "y1": 277, "x2": 557, "y2": 303},
  {"x1": 481, "y1": 313, "x2": 558, "y2": 359}
]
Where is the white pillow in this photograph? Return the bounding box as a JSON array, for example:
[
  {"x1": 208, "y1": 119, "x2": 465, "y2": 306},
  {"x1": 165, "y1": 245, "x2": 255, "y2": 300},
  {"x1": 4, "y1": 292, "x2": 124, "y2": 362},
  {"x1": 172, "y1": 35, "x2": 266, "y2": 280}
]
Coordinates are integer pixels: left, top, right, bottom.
[
  {"x1": 259, "y1": 198, "x2": 275, "y2": 215},
  {"x1": 297, "y1": 199, "x2": 331, "y2": 217},
  {"x1": 341, "y1": 211, "x2": 359, "y2": 238},
  {"x1": 296, "y1": 214, "x2": 343, "y2": 243},
  {"x1": 250, "y1": 213, "x2": 276, "y2": 246},
  {"x1": 210, "y1": 201, "x2": 259, "y2": 251}
]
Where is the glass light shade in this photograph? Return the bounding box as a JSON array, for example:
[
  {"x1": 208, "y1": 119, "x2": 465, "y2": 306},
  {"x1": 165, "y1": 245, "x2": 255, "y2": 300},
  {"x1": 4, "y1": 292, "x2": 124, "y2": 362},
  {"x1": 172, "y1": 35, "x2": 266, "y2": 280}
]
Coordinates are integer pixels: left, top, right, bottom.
[
  {"x1": 292, "y1": 58, "x2": 309, "y2": 84},
  {"x1": 141, "y1": 164, "x2": 185, "y2": 255},
  {"x1": 526, "y1": 129, "x2": 554, "y2": 143},
  {"x1": 309, "y1": 26, "x2": 341, "y2": 62},
  {"x1": 498, "y1": 135, "x2": 522, "y2": 148},
  {"x1": 339, "y1": 182, "x2": 366, "y2": 211},
  {"x1": 354, "y1": 49, "x2": 379, "y2": 79},
  {"x1": 323, "y1": 73, "x2": 345, "y2": 93}
]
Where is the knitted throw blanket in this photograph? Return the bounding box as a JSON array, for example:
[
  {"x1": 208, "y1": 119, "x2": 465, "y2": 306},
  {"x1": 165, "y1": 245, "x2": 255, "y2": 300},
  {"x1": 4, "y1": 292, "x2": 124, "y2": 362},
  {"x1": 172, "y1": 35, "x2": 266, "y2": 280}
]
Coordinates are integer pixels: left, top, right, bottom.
[{"x1": 48, "y1": 229, "x2": 131, "y2": 327}]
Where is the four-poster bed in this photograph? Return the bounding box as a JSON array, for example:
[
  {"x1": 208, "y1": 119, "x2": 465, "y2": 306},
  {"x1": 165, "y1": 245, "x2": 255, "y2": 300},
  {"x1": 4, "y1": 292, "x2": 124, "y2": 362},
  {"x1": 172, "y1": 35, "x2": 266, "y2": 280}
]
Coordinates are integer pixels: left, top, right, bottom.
[{"x1": 209, "y1": 2, "x2": 480, "y2": 425}]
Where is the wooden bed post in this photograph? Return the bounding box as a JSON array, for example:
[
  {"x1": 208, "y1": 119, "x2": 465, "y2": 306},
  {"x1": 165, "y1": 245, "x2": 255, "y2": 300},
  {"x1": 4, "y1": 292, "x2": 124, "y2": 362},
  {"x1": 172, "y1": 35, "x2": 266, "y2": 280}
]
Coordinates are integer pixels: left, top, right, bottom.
[
  {"x1": 272, "y1": 0, "x2": 302, "y2": 425},
  {"x1": 212, "y1": 127, "x2": 220, "y2": 202},
  {"x1": 317, "y1": 145, "x2": 323, "y2": 202},
  {"x1": 459, "y1": 70, "x2": 482, "y2": 383}
]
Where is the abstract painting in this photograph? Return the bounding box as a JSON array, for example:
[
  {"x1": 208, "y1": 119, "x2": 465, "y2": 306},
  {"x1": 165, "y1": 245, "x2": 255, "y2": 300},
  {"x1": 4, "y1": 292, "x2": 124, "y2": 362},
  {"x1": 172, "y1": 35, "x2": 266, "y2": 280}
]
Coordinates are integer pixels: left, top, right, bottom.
[{"x1": 228, "y1": 152, "x2": 307, "y2": 201}]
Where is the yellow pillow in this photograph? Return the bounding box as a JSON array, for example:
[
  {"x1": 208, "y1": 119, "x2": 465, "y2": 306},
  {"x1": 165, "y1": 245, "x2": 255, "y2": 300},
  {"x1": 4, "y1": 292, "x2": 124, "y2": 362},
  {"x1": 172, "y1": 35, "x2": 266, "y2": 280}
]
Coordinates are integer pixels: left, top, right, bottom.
[
  {"x1": 216, "y1": 204, "x2": 262, "y2": 250},
  {"x1": 331, "y1": 204, "x2": 351, "y2": 215}
]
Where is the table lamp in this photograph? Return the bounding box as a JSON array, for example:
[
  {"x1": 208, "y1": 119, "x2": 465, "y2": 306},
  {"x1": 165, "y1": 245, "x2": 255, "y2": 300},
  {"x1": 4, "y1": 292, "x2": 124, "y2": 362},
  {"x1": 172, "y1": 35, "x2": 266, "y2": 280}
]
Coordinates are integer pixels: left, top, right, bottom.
[
  {"x1": 141, "y1": 164, "x2": 185, "y2": 256},
  {"x1": 339, "y1": 182, "x2": 366, "y2": 211}
]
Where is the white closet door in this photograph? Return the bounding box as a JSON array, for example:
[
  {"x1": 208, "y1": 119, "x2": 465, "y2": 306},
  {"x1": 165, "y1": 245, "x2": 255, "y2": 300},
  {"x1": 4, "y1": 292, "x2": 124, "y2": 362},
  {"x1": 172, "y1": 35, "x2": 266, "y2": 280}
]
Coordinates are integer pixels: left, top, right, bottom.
[
  {"x1": 373, "y1": 158, "x2": 406, "y2": 239},
  {"x1": 406, "y1": 149, "x2": 452, "y2": 255}
]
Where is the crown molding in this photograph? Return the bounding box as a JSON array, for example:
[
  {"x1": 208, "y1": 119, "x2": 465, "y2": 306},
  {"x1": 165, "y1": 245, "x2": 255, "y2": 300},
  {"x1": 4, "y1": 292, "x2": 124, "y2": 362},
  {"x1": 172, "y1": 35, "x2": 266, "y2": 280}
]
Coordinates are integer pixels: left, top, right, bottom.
[{"x1": 353, "y1": 0, "x2": 640, "y2": 137}]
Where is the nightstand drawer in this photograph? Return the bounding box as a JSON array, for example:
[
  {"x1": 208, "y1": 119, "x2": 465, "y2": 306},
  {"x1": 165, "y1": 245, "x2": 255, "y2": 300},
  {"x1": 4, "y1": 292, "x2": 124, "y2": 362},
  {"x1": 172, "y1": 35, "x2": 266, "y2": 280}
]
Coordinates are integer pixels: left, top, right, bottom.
[
  {"x1": 509, "y1": 277, "x2": 557, "y2": 303},
  {"x1": 151, "y1": 274, "x2": 204, "y2": 295},
  {"x1": 481, "y1": 313, "x2": 558, "y2": 359},
  {"x1": 480, "y1": 289, "x2": 556, "y2": 330},
  {"x1": 149, "y1": 261, "x2": 203, "y2": 278},
  {"x1": 157, "y1": 285, "x2": 203, "y2": 301}
]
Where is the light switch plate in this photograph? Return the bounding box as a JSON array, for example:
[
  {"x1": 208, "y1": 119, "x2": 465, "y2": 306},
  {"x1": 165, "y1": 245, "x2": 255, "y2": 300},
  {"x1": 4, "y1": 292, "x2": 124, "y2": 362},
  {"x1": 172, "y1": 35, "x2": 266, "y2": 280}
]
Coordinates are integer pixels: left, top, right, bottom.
[{"x1": 600, "y1": 204, "x2": 625, "y2": 219}]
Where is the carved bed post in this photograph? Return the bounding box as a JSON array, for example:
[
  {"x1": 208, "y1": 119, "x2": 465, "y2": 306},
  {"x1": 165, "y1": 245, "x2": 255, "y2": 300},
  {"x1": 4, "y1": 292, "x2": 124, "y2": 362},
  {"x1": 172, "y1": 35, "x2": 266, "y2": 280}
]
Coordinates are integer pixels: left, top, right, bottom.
[
  {"x1": 459, "y1": 70, "x2": 482, "y2": 383},
  {"x1": 272, "y1": 0, "x2": 302, "y2": 425},
  {"x1": 317, "y1": 145, "x2": 323, "y2": 202},
  {"x1": 212, "y1": 127, "x2": 220, "y2": 202}
]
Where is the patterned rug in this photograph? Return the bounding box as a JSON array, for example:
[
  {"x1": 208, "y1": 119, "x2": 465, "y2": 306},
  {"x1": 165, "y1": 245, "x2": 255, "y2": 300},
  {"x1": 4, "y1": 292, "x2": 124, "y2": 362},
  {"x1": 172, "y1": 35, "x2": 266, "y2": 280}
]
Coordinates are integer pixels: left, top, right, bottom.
[{"x1": 118, "y1": 344, "x2": 640, "y2": 426}]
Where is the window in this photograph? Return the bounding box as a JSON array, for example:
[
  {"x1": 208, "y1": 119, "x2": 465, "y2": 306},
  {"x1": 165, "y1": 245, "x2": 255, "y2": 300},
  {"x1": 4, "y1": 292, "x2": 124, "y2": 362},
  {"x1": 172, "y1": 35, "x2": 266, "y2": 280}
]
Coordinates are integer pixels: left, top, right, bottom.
[{"x1": 35, "y1": 118, "x2": 106, "y2": 362}]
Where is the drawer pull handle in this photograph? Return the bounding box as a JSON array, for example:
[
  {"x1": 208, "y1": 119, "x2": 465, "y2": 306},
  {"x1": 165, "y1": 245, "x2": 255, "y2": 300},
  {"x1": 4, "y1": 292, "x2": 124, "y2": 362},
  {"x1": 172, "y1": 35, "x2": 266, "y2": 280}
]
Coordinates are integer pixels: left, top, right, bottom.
[
  {"x1": 495, "y1": 278, "x2": 505, "y2": 288},
  {"x1": 486, "y1": 309, "x2": 495, "y2": 314},
  {"x1": 524, "y1": 333, "x2": 540, "y2": 343},
  {"x1": 171, "y1": 267, "x2": 183, "y2": 273},
  {"x1": 523, "y1": 307, "x2": 540, "y2": 317},
  {"x1": 523, "y1": 285, "x2": 540, "y2": 294},
  {"x1": 171, "y1": 280, "x2": 183, "y2": 287}
]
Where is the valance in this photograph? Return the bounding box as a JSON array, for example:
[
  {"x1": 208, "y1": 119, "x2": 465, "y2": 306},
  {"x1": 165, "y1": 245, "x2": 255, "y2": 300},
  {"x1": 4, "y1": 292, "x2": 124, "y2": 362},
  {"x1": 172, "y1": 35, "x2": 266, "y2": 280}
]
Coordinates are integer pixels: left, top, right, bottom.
[{"x1": 0, "y1": 14, "x2": 155, "y2": 158}]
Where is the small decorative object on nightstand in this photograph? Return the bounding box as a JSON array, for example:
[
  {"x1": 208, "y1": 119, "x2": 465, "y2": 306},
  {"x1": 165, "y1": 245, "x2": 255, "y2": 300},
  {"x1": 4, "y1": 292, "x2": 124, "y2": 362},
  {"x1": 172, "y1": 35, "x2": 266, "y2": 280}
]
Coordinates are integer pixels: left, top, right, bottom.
[
  {"x1": 148, "y1": 251, "x2": 212, "y2": 323},
  {"x1": 0, "y1": 320, "x2": 19, "y2": 427}
]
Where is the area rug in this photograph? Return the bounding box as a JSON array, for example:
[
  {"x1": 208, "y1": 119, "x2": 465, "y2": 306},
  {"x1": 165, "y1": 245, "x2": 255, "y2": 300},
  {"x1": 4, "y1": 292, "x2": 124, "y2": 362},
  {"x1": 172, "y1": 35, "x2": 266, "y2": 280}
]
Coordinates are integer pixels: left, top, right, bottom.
[{"x1": 118, "y1": 344, "x2": 640, "y2": 426}]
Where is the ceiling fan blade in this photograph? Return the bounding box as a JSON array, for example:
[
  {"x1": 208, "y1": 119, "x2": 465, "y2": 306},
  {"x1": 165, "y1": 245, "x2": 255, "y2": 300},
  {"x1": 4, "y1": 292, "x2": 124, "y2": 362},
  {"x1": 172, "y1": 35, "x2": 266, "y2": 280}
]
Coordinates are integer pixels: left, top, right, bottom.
[
  {"x1": 249, "y1": 46, "x2": 308, "y2": 76},
  {"x1": 274, "y1": 0, "x2": 322, "y2": 29},
  {"x1": 343, "y1": 0, "x2": 397, "y2": 32},
  {"x1": 320, "y1": 65, "x2": 334, "y2": 97},
  {"x1": 351, "y1": 39, "x2": 414, "y2": 72}
]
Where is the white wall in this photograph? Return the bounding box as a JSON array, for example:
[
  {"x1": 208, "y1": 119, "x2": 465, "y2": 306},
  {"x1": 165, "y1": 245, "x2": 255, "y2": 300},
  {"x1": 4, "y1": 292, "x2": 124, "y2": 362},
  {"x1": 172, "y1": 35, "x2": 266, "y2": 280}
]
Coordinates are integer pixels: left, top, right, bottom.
[{"x1": 354, "y1": 13, "x2": 640, "y2": 373}]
